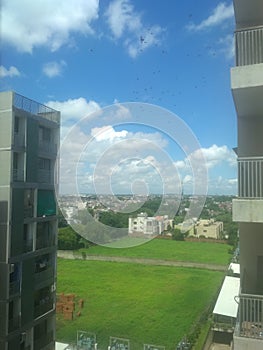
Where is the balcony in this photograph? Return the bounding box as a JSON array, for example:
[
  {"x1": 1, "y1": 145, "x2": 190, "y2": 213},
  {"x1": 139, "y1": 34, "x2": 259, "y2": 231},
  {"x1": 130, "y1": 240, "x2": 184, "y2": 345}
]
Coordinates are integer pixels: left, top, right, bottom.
[
  {"x1": 233, "y1": 157, "x2": 263, "y2": 222},
  {"x1": 39, "y1": 141, "x2": 57, "y2": 155},
  {"x1": 13, "y1": 168, "x2": 25, "y2": 182},
  {"x1": 24, "y1": 206, "x2": 34, "y2": 219},
  {"x1": 34, "y1": 266, "x2": 54, "y2": 283},
  {"x1": 34, "y1": 300, "x2": 54, "y2": 319},
  {"x1": 38, "y1": 169, "x2": 52, "y2": 184},
  {"x1": 36, "y1": 235, "x2": 55, "y2": 250},
  {"x1": 238, "y1": 157, "x2": 263, "y2": 198},
  {"x1": 235, "y1": 292, "x2": 263, "y2": 341},
  {"x1": 14, "y1": 92, "x2": 60, "y2": 124},
  {"x1": 8, "y1": 315, "x2": 20, "y2": 332},
  {"x1": 34, "y1": 330, "x2": 54, "y2": 349},
  {"x1": 235, "y1": 26, "x2": 263, "y2": 66}
]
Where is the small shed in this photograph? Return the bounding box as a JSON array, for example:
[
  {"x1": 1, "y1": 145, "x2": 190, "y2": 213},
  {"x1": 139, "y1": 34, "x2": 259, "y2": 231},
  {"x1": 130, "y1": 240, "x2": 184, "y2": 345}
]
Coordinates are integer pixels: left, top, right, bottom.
[{"x1": 213, "y1": 276, "x2": 240, "y2": 331}]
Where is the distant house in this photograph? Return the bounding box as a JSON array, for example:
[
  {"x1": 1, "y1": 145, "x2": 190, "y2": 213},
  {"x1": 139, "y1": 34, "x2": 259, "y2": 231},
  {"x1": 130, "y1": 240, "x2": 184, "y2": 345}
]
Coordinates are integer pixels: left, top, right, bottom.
[
  {"x1": 128, "y1": 213, "x2": 172, "y2": 236},
  {"x1": 191, "y1": 219, "x2": 224, "y2": 239}
]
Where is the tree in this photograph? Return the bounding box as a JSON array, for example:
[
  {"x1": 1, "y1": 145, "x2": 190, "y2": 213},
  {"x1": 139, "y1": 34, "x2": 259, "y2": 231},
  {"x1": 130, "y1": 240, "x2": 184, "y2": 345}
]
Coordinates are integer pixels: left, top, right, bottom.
[{"x1": 172, "y1": 228, "x2": 185, "y2": 241}]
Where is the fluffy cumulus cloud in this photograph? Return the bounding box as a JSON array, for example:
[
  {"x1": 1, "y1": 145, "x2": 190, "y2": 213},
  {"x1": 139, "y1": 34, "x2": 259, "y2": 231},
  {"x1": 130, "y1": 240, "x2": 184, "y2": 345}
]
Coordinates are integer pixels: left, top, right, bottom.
[
  {"x1": 59, "y1": 121, "x2": 178, "y2": 194},
  {"x1": 193, "y1": 144, "x2": 236, "y2": 169},
  {"x1": 42, "y1": 60, "x2": 67, "y2": 78},
  {"x1": 0, "y1": 65, "x2": 21, "y2": 78},
  {"x1": 105, "y1": 0, "x2": 164, "y2": 58},
  {"x1": 1, "y1": 0, "x2": 99, "y2": 52},
  {"x1": 46, "y1": 97, "x2": 101, "y2": 123},
  {"x1": 187, "y1": 2, "x2": 234, "y2": 31},
  {"x1": 173, "y1": 144, "x2": 237, "y2": 194}
]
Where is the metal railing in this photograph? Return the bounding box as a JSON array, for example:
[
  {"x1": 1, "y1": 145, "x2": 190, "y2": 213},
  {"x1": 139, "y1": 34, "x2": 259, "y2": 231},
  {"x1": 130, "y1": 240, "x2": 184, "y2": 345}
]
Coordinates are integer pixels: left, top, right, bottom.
[
  {"x1": 8, "y1": 315, "x2": 20, "y2": 332},
  {"x1": 238, "y1": 157, "x2": 263, "y2": 198},
  {"x1": 13, "y1": 168, "x2": 24, "y2": 182},
  {"x1": 24, "y1": 206, "x2": 34, "y2": 218},
  {"x1": 34, "y1": 266, "x2": 54, "y2": 282},
  {"x1": 34, "y1": 300, "x2": 54, "y2": 318},
  {"x1": 34, "y1": 330, "x2": 54, "y2": 349},
  {"x1": 39, "y1": 141, "x2": 57, "y2": 154},
  {"x1": 14, "y1": 93, "x2": 60, "y2": 124},
  {"x1": 38, "y1": 169, "x2": 52, "y2": 183},
  {"x1": 235, "y1": 26, "x2": 263, "y2": 66},
  {"x1": 236, "y1": 292, "x2": 263, "y2": 339}
]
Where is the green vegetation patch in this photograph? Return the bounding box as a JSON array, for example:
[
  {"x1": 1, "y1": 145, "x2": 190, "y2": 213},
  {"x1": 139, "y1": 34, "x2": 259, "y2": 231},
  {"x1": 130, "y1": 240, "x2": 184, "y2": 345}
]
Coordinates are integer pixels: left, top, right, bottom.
[
  {"x1": 79, "y1": 238, "x2": 230, "y2": 265},
  {"x1": 56, "y1": 259, "x2": 223, "y2": 349}
]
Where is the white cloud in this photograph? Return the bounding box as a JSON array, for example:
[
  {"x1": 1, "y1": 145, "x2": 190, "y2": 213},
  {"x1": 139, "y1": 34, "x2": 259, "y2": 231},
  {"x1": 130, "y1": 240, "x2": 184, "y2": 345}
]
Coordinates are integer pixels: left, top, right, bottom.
[
  {"x1": 43, "y1": 60, "x2": 67, "y2": 78},
  {"x1": 46, "y1": 97, "x2": 101, "y2": 123},
  {"x1": 187, "y1": 2, "x2": 234, "y2": 31},
  {"x1": 192, "y1": 144, "x2": 236, "y2": 169},
  {"x1": 2, "y1": 0, "x2": 99, "y2": 52},
  {"x1": 91, "y1": 125, "x2": 128, "y2": 141},
  {"x1": 218, "y1": 34, "x2": 235, "y2": 60},
  {"x1": 105, "y1": 0, "x2": 164, "y2": 58},
  {"x1": 0, "y1": 65, "x2": 21, "y2": 78}
]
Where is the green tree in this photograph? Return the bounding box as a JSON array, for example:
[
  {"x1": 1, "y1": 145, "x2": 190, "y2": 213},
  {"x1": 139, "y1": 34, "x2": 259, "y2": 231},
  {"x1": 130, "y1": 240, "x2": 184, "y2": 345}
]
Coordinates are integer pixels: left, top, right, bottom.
[{"x1": 172, "y1": 228, "x2": 185, "y2": 241}]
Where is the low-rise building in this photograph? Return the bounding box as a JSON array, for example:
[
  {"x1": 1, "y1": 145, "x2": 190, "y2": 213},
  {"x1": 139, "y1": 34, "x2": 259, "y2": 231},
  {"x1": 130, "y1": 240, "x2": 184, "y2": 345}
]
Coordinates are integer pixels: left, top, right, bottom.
[
  {"x1": 192, "y1": 219, "x2": 223, "y2": 239},
  {"x1": 128, "y1": 213, "x2": 172, "y2": 236}
]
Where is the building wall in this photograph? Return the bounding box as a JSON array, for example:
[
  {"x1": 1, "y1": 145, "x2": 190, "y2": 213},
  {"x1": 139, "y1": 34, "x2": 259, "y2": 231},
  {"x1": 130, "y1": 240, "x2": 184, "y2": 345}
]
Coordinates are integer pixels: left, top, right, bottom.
[{"x1": 0, "y1": 91, "x2": 59, "y2": 350}]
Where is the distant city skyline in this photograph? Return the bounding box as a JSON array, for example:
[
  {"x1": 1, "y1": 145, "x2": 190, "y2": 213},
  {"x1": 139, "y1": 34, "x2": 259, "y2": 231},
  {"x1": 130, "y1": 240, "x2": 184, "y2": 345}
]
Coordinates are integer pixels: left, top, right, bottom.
[{"x1": 1, "y1": 0, "x2": 237, "y2": 195}]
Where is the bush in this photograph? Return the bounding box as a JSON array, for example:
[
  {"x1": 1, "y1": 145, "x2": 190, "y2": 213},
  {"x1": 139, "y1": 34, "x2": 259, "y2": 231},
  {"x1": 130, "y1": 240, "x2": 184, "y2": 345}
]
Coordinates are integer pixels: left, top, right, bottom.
[{"x1": 58, "y1": 226, "x2": 89, "y2": 250}]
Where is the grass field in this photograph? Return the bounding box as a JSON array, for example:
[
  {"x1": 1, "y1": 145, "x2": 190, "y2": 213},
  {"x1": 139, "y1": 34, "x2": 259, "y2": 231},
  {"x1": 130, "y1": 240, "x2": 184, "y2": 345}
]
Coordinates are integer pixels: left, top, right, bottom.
[
  {"x1": 79, "y1": 237, "x2": 231, "y2": 265},
  {"x1": 56, "y1": 259, "x2": 224, "y2": 349}
]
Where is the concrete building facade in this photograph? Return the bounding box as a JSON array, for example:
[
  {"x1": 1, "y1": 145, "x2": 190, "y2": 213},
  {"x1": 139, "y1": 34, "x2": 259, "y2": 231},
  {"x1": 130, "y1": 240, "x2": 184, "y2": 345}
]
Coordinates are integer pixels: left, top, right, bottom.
[
  {"x1": 193, "y1": 219, "x2": 223, "y2": 239},
  {"x1": 231, "y1": 1, "x2": 263, "y2": 348},
  {"x1": 0, "y1": 91, "x2": 60, "y2": 350}
]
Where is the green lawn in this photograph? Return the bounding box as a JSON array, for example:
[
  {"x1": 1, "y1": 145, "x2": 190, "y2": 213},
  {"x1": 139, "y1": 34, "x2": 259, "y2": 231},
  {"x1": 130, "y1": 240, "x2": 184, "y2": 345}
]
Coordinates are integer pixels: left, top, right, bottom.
[
  {"x1": 79, "y1": 238, "x2": 231, "y2": 265},
  {"x1": 56, "y1": 259, "x2": 224, "y2": 349}
]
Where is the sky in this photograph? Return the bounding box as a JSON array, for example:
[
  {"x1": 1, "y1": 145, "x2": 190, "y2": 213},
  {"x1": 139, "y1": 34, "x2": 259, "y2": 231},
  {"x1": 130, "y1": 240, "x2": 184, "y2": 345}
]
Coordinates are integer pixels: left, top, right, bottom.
[{"x1": 1, "y1": 0, "x2": 238, "y2": 196}]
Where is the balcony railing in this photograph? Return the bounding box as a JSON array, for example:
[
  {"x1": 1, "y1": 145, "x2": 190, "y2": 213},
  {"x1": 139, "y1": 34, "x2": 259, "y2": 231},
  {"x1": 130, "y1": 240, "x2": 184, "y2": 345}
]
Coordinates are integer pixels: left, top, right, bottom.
[
  {"x1": 39, "y1": 141, "x2": 57, "y2": 154},
  {"x1": 36, "y1": 236, "x2": 55, "y2": 250},
  {"x1": 14, "y1": 92, "x2": 60, "y2": 124},
  {"x1": 34, "y1": 266, "x2": 54, "y2": 282},
  {"x1": 236, "y1": 292, "x2": 263, "y2": 339},
  {"x1": 38, "y1": 169, "x2": 52, "y2": 184},
  {"x1": 8, "y1": 315, "x2": 20, "y2": 332},
  {"x1": 24, "y1": 206, "x2": 34, "y2": 219},
  {"x1": 13, "y1": 168, "x2": 24, "y2": 182},
  {"x1": 235, "y1": 26, "x2": 263, "y2": 66},
  {"x1": 34, "y1": 300, "x2": 54, "y2": 318},
  {"x1": 238, "y1": 157, "x2": 263, "y2": 198},
  {"x1": 34, "y1": 330, "x2": 54, "y2": 349}
]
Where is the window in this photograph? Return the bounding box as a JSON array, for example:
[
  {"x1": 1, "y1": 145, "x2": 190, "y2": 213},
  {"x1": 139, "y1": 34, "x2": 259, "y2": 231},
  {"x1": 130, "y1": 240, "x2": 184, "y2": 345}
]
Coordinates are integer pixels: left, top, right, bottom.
[
  {"x1": 38, "y1": 158, "x2": 51, "y2": 170},
  {"x1": 39, "y1": 126, "x2": 51, "y2": 143},
  {"x1": 14, "y1": 116, "x2": 19, "y2": 133}
]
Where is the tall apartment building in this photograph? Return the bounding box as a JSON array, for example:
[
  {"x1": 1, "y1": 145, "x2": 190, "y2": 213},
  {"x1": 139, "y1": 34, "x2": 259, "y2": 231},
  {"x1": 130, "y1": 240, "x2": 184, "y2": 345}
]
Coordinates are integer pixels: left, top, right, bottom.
[
  {"x1": 231, "y1": 0, "x2": 263, "y2": 349},
  {"x1": 0, "y1": 91, "x2": 60, "y2": 350}
]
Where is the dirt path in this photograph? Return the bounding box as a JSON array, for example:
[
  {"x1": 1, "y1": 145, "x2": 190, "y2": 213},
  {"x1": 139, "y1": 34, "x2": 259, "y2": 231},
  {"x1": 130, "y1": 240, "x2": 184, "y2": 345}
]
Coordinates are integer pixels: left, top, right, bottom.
[{"x1": 57, "y1": 250, "x2": 227, "y2": 271}]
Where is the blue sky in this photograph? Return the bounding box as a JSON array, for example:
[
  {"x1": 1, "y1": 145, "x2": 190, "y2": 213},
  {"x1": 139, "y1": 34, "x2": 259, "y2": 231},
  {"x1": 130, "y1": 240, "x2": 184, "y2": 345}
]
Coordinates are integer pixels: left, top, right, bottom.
[{"x1": 1, "y1": 0, "x2": 238, "y2": 195}]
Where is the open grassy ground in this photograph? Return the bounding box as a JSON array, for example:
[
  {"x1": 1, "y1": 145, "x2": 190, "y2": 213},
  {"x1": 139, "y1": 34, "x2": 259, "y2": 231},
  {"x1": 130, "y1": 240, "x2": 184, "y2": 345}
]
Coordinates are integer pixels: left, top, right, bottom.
[
  {"x1": 56, "y1": 259, "x2": 224, "y2": 349},
  {"x1": 79, "y1": 237, "x2": 231, "y2": 266}
]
